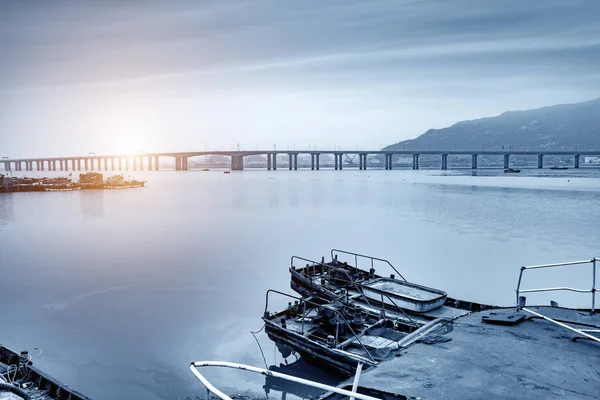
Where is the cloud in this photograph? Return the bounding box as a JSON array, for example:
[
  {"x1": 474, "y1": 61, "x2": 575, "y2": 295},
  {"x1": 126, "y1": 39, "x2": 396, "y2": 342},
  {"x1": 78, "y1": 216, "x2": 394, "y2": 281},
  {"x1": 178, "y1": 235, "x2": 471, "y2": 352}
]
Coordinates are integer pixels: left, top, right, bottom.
[{"x1": 0, "y1": 0, "x2": 599, "y2": 155}]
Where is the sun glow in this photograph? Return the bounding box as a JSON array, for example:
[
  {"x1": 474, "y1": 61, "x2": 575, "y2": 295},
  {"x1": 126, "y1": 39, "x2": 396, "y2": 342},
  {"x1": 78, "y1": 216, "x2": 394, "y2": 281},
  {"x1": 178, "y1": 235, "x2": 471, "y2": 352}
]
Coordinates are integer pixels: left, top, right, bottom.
[{"x1": 114, "y1": 136, "x2": 145, "y2": 156}]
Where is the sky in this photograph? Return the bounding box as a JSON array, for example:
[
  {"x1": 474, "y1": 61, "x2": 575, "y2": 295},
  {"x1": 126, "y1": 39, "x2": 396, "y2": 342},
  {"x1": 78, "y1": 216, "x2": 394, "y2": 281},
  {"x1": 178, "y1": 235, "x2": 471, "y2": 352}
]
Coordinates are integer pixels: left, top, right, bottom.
[{"x1": 1, "y1": 0, "x2": 599, "y2": 157}]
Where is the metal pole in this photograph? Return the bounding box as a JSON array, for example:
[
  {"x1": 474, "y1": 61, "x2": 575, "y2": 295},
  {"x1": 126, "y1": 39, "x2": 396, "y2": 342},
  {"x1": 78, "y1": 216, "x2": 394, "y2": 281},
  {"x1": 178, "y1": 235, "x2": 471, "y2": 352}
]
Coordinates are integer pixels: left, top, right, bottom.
[
  {"x1": 593, "y1": 258, "x2": 596, "y2": 313},
  {"x1": 521, "y1": 307, "x2": 600, "y2": 343},
  {"x1": 349, "y1": 363, "x2": 363, "y2": 400},
  {"x1": 516, "y1": 267, "x2": 525, "y2": 310}
]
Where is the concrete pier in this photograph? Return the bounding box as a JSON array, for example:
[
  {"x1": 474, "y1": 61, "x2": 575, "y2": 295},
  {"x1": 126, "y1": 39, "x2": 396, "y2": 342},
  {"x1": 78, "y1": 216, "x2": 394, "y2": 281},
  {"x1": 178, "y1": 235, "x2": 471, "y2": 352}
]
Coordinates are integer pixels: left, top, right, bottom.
[
  {"x1": 315, "y1": 154, "x2": 320, "y2": 170},
  {"x1": 442, "y1": 154, "x2": 448, "y2": 170},
  {"x1": 231, "y1": 155, "x2": 244, "y2": 170},
  {"x1": 267, "y1": 154, "x2": 272, "y2": 170},
  {"x1": 412, "y1": 154, "x2": 420, "y2": 170},
  {"x1": 293, "y1": 153, "x2": 298, "y2": 170},
  {"x1": 273, "y1": 154, "x2": 277, "y2": 170},
  {"x1": 472, "y1": 154, "x2": 478, "y2": 169},
  {"x1": 288, "y1": 154, "x2": 293, "y2": 170},
  {"x1": 538, "y1": 154, "x2": 543, "y2": 169},
  {"x1": 504, "y1": 154, "x2": 510, "y2": 169},
  {"x1": 310, "y1": 154, "x2": 315, "y2": 170},
  {"x1": 575, "y1": 154, "x2": 580, "y2": 168}
]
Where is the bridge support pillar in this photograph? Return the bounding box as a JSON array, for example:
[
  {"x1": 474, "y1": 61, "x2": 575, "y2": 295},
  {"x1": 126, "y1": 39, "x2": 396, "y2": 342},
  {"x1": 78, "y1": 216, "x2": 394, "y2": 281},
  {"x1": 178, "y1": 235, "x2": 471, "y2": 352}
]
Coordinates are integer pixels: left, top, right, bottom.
[
  {"x1": 175, "y1": 157, "x2": 181, "y2": 171},
  {"x1": 503, "y1": 154, "x2": 510, "y2": 169},
  {"x1": 412, "y1": 154, "x2": 419, "y2": 170},
  {"x1": 273, "y1": 153, "x2": 277, "y2": 170},
  {"x1": 231, "y1": 155, "x2": 244, "y2": 171},
  {"x1": 293, "y1": 153, "x2": 298, "y2": 170},
  {"x1": 310, "y1": 154, "x2": 314, "y2": 170},
  {"x1": 154, "y1": 156, "x2": 160, "y2": 171},
  {"x1": 358, "y1": 154, "x2": 363, "y2": 170},
  {"x1": 472, "y1": 154, "x2": 478, "y2": 169},
  {"x1": 575, "y1": 154, "x2": 580, "y2": 169},
  {"x1": 339, "y1": 154, "x2": 343, "y2": 170},
  {"x1": 316, "y1": 154, "x2": 320, "y2": 170},
  {"x1": 288, "y1": 153, "x2": 293, "y2": 170},
  {"x1": 442, "y1": 154, "x2": 448, "y2": 170},
  {"x1": 538, "y1": 154, "x2": 543, "y2": 169},
  {"x1": 363, "y1": 154, "x2": 367, "y2": 170},
  {"x1": 267, "y1": 154, "x2": 272, "y2": 170},
  {"x1": 182, "y1": 156, "x2": 188, "y2": 171},
  {"x1": 334, "y1": 154, "x2": 338, "y2": 170}
]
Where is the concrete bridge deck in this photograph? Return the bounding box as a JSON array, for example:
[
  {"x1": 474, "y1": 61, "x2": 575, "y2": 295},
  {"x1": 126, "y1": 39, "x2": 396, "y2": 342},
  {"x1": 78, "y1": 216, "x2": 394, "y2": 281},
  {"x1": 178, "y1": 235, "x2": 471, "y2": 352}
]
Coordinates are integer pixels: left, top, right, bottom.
[{"x1": 2, "y1": 150, "x2": 600, "y2": 172}]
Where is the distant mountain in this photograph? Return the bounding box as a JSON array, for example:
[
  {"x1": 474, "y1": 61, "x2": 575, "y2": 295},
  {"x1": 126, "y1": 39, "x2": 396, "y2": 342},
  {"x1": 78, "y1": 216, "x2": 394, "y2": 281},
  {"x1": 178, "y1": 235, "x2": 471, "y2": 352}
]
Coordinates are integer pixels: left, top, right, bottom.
[{"x1": 384, "y1": 98, "x2": 600, "y2": 152}]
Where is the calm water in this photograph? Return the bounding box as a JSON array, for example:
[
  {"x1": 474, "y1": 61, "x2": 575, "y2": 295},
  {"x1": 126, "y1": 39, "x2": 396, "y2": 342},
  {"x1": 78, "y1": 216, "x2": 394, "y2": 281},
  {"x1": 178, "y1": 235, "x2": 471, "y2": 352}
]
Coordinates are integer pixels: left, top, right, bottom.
[{"x1": 1, "y1": 169, "x2": 599, "y2": 400}]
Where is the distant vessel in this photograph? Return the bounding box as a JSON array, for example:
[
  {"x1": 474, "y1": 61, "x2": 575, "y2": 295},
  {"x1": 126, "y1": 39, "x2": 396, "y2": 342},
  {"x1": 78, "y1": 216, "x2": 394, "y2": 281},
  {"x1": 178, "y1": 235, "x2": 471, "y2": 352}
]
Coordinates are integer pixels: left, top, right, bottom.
[
  {"x1": 550, "y1": 166, "x2": 569, "y2": 170},
  {"x1": 504, "y1": 168, "x2": 521, "y2": 173}
]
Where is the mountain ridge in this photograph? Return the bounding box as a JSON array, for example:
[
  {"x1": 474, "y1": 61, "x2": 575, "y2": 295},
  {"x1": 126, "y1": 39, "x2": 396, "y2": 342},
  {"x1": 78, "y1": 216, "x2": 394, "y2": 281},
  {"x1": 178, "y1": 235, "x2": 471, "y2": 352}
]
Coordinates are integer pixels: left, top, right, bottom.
[{"x1": 384, "y1": 97, "x2": 600, "y2": 152}]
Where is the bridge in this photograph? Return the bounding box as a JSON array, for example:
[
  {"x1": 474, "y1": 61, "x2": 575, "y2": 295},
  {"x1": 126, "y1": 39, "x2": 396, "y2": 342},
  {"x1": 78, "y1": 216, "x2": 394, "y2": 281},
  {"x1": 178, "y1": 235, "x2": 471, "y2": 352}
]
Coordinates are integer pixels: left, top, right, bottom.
[{"x1": 2, "y1": 150, "x2": 599, "y2": 172}]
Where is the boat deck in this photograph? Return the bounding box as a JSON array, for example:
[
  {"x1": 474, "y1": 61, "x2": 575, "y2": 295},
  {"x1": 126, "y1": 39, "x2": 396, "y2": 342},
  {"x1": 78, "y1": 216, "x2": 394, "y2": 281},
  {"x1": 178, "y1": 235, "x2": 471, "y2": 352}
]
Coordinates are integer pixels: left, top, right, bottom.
[{"x1": 325, "y1": 307, "x2": 600, "y2": 400}]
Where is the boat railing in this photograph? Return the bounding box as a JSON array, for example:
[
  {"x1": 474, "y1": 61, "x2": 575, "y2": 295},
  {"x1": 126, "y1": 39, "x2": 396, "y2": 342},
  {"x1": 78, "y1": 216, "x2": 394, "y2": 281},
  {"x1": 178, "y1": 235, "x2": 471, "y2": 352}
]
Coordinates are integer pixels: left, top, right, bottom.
[
  {"x1": 332, "y1": 268, "x2": 420, "y2": 329},
  {"x1": 264, "y1": 289, "x2": 377, "y2": 362},
  {"x1": 516, "y1": 258, "x2": 597, "y2": 313},
  {"x1": 291, "y1": 255, "x2": 419, "y2": 328},
  {"x1": 190, "y1": 361, "x2": 380, "y2": 400},
  {"x1": 331, "y1": 249, "x2": 406, "y2": 281},
  {"x1": 515, "y1": 258, "x2": 599, "y2": 343}
]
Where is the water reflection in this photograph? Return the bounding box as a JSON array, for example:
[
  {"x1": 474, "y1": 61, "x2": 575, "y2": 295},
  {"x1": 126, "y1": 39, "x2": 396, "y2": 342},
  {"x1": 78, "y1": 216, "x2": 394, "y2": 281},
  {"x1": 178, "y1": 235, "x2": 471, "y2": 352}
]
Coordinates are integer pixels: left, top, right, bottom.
[
  {"x1": 263, "y1": 359, "x2": 344, "y2": 400},
  {"x1": 80, "y1": 190, "x2": 105, "y2": 218},
  {"x1": 0, "y1": 194, "x2": 14, "y2": 225}
]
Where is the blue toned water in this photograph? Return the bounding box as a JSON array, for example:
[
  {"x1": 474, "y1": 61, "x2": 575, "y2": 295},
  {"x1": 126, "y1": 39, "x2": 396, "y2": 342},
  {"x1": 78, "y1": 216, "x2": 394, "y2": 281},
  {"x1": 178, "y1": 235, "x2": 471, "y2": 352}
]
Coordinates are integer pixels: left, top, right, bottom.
[{"x1": 1, "y1": 169, "x2": 599, "y2": 399}]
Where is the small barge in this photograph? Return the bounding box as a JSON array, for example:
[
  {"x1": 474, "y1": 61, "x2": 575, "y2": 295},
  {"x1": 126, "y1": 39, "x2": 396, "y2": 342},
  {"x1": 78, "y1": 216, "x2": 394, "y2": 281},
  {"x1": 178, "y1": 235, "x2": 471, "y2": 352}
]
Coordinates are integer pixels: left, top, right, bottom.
[
  {"x1": 0, "y1": 173, "x2": 145, "y2": 193},
  {"x1": 504, "y1": 168, "x2": 521, "y2": 173},
  {"x1": 0, "y1": 345, "x2": 90, "y2": 400}
]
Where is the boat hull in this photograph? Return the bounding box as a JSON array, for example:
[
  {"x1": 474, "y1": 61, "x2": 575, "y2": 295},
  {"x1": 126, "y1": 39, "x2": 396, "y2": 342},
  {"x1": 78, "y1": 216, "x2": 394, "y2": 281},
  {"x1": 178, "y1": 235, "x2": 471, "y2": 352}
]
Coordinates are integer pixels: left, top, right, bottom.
[{"x1": 263, "y1": 318, "x2": 376, "y2": 376}]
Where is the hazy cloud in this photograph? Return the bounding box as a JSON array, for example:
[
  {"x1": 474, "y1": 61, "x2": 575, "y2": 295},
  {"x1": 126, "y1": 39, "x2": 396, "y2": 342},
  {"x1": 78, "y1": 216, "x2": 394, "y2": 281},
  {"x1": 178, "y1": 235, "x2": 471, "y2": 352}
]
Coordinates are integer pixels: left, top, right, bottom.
[{"x1": 1, "y1": 0, "x2": 599, "y2": 156}]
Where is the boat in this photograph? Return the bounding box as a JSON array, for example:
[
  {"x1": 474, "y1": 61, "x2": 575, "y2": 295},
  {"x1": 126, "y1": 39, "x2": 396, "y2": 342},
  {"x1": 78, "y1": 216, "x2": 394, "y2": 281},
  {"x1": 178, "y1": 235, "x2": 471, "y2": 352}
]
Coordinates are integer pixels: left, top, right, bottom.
[
  {"x1": 224, "y1": 171, "x2": 231, "y2": 174},
  {"x1": 262, "y1": 290, "x2": 452, "y2": 375},
  {"x1": 0, "y1": 345, "x2": 90, "y2": 400},
  {"x1": 103, "y1": 174, "x2": 146, "y2": 188},
  {"x1": 550, "y1": 166, "x2": 569, "y2": 170},
  {"x1": 264, "y1": 250, "x2": 493, "y2": 374},
  {"x1": 289, "y1": 250, "x2": 492, "y2": 317},
  {"x1": 202, "y1": 168, "x2": 210, "y2": 171},
  {"x1": 504, "y1": 168, "x2": 521, "y2": 173}
]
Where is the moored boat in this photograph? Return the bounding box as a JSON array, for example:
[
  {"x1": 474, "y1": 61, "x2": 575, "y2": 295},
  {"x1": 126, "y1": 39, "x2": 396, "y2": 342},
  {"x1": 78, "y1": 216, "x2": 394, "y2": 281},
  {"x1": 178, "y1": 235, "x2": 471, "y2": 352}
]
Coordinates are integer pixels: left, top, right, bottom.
[
  {"x1": 504, "y1": 168, "x2": 521, "y2": 173},
  {"x1": 0, "y1": 345, "x2": 90, "y2": 400},
  {"x1": 262, "y1": 290, "x2": 452, "y2": 375}
]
